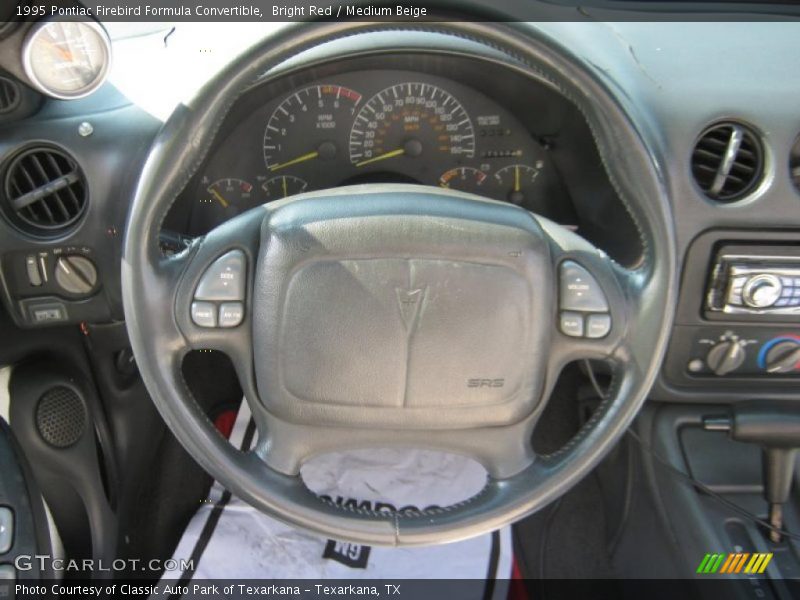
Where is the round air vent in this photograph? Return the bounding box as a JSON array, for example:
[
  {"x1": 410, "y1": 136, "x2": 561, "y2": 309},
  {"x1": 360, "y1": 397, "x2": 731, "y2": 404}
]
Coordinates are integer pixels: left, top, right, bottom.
[
  {"x1": 691, "y1": 122, "x2": 764, "y2": 202},
  {"x1": 2, "y1": 147, "x2": 87, "y2": 236},
  {"x1": 0, "y1": 76, "x2": 20, "y2": 114},
  {"x1": 790, "y1": 134, "x2": 800, "y2": 194}
]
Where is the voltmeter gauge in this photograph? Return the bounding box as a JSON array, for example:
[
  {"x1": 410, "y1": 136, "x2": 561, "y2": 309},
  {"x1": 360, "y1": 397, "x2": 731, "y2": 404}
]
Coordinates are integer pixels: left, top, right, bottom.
[{"x1": 22, "y1": 20, "x2": 112, "y2": 100}]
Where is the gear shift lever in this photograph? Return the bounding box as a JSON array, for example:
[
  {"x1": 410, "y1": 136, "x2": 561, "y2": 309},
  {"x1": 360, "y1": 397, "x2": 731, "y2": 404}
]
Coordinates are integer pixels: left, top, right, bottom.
[{"x1": 704, "y1": 401, "x2": 800, "y2": 543}]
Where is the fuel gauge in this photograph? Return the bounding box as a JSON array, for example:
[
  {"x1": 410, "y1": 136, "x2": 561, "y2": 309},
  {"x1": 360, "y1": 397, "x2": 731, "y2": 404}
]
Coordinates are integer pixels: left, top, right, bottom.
[
  {"x1": 262, "y1": 175, "x2": 308, "y2": 200},
  {"x1": 493, "y1": 162, "x2": 544, "y2": 205}
]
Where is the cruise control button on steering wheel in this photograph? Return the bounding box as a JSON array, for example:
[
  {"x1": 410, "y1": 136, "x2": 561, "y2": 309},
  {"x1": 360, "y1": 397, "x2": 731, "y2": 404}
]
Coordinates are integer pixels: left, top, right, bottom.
[{"x1": 191, "y1": 250, "x2": 247, "y2": 328}]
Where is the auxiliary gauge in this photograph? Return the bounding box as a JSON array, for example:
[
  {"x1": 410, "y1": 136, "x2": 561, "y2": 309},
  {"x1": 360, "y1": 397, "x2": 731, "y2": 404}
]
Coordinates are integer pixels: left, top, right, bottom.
[
  {"x1": 262, "y1": 175, "x2": 308, "y2": 200},
  {"x1": 199, "y1": 178, "x2": 254, "y2": 213},
  {"x1": 190, "y1": 177, "x2": 254, "y2": 235},
  {"x1": 439, "y1": 166, "x2": 487, "y2": 195},
  {"x1": 493, "y1": 163, "x2": 544, "y2": 205},
  {"x1": 22, "y1": 20, "x2": 112, "y2": 99}
]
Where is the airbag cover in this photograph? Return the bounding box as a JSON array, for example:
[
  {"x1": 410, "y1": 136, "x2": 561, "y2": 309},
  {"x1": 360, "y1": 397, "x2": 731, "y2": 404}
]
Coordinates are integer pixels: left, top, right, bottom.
[{"x1": 253, "y1": 187, "x2": 553, "y2": 430}]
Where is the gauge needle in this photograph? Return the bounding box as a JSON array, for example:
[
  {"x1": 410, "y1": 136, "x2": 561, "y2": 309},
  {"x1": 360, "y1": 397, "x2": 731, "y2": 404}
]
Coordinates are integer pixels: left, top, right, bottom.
[
  {"x1": 42, "y1": 39, "x2": 74, "y2": 62},
  {"x1": 354, "y1": 148, "x2": 406, "y2": 168},
  {"x1": 210, "y1": 189, "x2": 229, "y2": 208},
  {"x1": 281, "y1": 176, "x2": 288, "y2": 197},
  {"x1": 269, "y1": 150, "x2": 320, "y2": 172},
  {"x1": 514, "y1": 165, "x2": 521, "y2": 193}
]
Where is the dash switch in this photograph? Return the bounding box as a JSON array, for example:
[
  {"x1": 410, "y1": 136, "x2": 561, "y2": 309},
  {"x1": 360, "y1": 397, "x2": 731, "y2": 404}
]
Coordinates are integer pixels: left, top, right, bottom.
[{"x1": 25, "y1": 256, "x2": 42, "y2": 287}]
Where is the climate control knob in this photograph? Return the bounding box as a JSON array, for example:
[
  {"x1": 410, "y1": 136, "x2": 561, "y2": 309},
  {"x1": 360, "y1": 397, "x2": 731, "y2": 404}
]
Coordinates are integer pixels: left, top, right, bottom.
[
  {"x1": 742, "y1": 274, "x2": 783, "y2": 308},
  {"x1": 764, "y1": 340, "x2": 800, "y2": 374},
  {"x1": 706, "y1": 340, "x2": 746, "y2": 376}
]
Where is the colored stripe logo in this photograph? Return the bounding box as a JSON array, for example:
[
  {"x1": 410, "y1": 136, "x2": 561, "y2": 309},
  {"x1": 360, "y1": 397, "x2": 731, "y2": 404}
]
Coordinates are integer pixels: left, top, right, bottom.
[{"x1": 697, "y1": 553, "x2": 772, "y2": 574}]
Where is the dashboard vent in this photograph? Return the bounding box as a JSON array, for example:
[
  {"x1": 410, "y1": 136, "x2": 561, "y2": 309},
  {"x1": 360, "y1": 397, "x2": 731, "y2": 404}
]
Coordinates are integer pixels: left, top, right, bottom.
[
  {"x1": 2, "y1": 147, "x2": 87, "y2": 236},
  {"x1": 0, "y1": 77, "x2": 19, "y2": 113},
  {"x1": 691, "y1": 122, "x2": 764, "y2": 202}
]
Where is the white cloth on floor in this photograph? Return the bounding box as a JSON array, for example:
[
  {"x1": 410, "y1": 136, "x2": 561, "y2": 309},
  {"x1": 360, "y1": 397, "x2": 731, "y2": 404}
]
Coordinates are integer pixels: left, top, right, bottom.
[{"x1": 162, "y1": 402, "x2": 512, "y2": 595}]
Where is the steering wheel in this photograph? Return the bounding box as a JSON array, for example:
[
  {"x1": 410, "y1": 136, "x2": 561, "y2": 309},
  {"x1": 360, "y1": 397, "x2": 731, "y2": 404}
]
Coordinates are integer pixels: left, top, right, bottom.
[{"x1": 122, "y1": 21, "x2": 676, "y2": 545}]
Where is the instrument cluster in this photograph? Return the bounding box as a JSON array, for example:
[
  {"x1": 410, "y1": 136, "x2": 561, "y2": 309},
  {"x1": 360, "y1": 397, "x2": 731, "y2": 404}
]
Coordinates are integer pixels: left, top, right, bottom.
[{"x1": 180, "y1": 69, "x2": 577, "y2": 236}]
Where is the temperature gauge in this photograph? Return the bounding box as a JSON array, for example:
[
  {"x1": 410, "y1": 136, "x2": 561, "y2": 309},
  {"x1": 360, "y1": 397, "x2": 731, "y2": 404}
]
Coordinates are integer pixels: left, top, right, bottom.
[
  {"x1": 189, "y1": 177, "x2": 255, "y2": 235},
  {"x1": 202, "y1": 178, "x2": 254, "y2": 209}
]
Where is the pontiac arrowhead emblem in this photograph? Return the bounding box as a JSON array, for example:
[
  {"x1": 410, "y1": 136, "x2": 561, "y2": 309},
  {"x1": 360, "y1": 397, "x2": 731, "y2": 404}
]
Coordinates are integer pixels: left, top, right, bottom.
[{"x1": 396, "y1": 287, "x2": 425, "y2": 331}]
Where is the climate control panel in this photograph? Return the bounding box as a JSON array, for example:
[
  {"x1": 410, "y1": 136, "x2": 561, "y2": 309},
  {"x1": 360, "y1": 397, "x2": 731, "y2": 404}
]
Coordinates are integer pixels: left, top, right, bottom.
[{"x1": 681, "y1": 328, "x2": 800, "y2": 378}]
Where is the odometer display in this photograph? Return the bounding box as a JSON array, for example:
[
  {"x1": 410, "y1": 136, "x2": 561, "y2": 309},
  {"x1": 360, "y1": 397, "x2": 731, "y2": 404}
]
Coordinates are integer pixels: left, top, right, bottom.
[{"x1": 349, "y1": 82, "x2": 475, "y2": 167}]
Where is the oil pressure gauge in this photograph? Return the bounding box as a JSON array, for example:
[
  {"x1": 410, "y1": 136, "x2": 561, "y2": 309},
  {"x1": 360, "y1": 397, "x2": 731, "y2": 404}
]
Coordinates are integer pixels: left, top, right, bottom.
[{"x1": 22, "y1": 20, "x2": 112, "y2": 100}]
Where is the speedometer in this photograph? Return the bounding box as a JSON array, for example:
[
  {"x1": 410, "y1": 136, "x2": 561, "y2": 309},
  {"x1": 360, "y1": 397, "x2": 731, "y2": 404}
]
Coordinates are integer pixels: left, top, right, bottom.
[{"x1": 348, "y1": 82, "x2": 475, "y2": 168}]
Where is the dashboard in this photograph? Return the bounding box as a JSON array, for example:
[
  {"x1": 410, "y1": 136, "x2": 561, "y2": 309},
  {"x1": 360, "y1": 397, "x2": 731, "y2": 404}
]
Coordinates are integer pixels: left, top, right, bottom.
[
  {"x1": 184, "y1": 70, "x2": 566, "y2": 236},
  {"x1": 4, "y1": 21, "x2": 800, "y2": 406},
  {"x1": 161, "y1": 53, "x2": 624, "y2": 246}
]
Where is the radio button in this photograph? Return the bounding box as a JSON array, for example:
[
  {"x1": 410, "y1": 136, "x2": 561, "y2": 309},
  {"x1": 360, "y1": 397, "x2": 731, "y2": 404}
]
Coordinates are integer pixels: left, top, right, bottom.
[
  {"x1": 191, "y1": 301, "x2": 217, "y2": 328},
  {"x1": 586, "y1": 314, "x2": 612, "y2": 339},
  {"x1": 742, "y1": 274, "x2": 783, "y2": 308},
  {"x1": 559, "y1": 261, "x2": 609, "y2": 312},
  {"x1": 559, "y1": 312, "x2": 584, "y2": 337}
]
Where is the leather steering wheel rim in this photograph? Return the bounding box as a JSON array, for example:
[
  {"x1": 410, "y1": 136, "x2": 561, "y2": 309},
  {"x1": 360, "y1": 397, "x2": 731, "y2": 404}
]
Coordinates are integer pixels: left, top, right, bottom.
[{"x1": 122, "y1": 20, "x2": 676, "y2": 546}]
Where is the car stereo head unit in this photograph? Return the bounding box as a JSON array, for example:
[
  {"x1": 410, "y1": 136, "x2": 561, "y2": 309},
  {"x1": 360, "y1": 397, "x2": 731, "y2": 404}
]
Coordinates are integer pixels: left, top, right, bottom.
[{"x1": 706, "y1": 244, "x2": 800, "y2": 317}]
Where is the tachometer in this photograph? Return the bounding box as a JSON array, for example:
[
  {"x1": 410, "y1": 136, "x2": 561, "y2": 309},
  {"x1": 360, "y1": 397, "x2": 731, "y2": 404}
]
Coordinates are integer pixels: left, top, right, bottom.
[
  {"x1": 263, "y1": 85, "x2": 362, "y2": 171},
  {"x1": 349, "y1": 82, "x2": 475, "y2": 168}
]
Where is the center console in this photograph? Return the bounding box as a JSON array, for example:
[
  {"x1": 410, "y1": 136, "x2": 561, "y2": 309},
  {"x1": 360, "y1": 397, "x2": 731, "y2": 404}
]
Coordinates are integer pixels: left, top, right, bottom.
[
  {"x1": 660, "y1": 230, "x2": 800, "y2": 399},
  {"x1": 642, "y1": 229, "x2": 800, "y2": 598}
]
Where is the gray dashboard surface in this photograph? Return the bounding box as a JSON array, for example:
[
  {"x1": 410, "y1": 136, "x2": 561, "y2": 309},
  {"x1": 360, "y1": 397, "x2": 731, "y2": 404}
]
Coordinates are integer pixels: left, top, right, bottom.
[
  {"x1": 2, "y1": 21, "x2": 800, "y2": 402},
  {"x1": 530, "y1": 22, "x2": 800, "y2": 401},
  {"x1": 533, "y1": 22, "x2": 800, "y2": 251}
]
